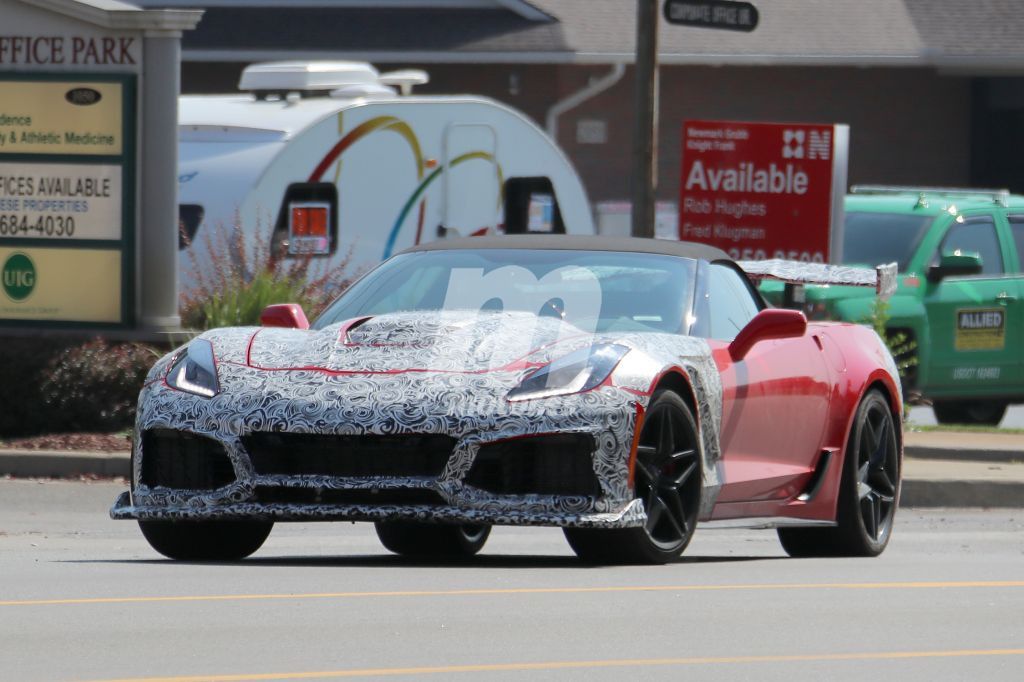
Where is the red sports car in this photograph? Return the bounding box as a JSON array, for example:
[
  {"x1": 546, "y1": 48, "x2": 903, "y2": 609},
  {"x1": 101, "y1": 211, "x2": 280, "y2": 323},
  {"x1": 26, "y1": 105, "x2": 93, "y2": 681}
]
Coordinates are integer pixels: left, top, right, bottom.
[{"x1": 112, "y1": 236, "x2": 902, "y2": 564}]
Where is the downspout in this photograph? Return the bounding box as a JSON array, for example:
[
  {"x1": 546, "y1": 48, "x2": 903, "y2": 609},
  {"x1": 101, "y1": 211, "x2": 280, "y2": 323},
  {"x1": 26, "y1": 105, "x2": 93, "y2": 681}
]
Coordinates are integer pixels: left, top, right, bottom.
[{"x1": 545, "y1": 63, "x2": 626, "y2": 142}]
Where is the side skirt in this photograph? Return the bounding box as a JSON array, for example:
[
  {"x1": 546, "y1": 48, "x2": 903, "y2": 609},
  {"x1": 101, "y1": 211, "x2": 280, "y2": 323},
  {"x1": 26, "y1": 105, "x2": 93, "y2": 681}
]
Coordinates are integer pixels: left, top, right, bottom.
[{"x1": 700, "y1": 517, "x2": 837, "y2": 530}]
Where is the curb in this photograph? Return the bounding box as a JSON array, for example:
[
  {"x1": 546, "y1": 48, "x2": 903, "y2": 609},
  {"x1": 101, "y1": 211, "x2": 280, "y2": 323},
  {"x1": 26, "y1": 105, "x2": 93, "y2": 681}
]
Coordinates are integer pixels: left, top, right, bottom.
[
  {"x1": 0, "y1": 450, "x2": 129, "y2": 479},
  {"x1": 899, "y1": 479, "x2": 1024, "y2": 508},
  {"x1": 2, "y1": 446, "x2": 1022, "y2": 508}
]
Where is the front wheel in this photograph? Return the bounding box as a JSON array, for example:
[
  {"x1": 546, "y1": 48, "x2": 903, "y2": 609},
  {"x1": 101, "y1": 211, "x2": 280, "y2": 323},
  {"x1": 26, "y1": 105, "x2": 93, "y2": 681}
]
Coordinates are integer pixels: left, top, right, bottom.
[
  {"x1": 933, "y1": 400, "x2": 1007, "y2": 426},
  {"x1": 138, "y1": 519, "x2": 273, "y2": 561},
  {"x1": 779, "y1": 389, "x2": 899, "y2": 557},
  {"x1": 564, "y1": 390, "x2": 701, "y2": 565},
  {"x1": 375, "y1": 522, "x2": 490, "y2": 558}
]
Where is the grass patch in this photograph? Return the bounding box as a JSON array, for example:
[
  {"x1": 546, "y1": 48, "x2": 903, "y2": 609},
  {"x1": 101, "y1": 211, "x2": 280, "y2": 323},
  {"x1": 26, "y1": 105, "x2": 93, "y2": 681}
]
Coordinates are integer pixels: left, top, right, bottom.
[{"x1": 908, "y1": 424, "x2": 1024, "y2": 436}]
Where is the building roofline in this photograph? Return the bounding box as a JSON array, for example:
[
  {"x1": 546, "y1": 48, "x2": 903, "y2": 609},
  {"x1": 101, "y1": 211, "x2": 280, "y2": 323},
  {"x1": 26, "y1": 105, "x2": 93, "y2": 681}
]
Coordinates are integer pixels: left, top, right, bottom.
[
  {"x1": 181, "y1": 48, "x2": 1024, "y2": 71},
  {"x1": 21, "y1": 0, "x2": 203, "y2": 32}
]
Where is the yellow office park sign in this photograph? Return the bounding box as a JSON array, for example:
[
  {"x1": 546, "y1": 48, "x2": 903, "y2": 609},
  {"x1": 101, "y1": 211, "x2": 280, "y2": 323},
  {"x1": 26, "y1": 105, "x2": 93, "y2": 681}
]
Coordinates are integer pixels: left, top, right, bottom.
[
  {"x1": 955, "y1": 308, "x2": 1006, "y2": 351},
  {"x1": 0, "y1": 247, "x2": 120, "y2": 322},
  {"x1": 0, "y1": 80, "x2": 123, "y2": 155}
]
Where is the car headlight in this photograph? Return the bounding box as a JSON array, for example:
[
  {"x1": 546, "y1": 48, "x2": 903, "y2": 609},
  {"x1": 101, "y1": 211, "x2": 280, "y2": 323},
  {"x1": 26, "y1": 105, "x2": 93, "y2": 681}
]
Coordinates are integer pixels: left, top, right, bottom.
[
  {"x1": 507, "y1": 343, "x2": 629, "y2": 402},
  {"x1": 166, "y1": 339, "x2": 220, "y2": 398}
]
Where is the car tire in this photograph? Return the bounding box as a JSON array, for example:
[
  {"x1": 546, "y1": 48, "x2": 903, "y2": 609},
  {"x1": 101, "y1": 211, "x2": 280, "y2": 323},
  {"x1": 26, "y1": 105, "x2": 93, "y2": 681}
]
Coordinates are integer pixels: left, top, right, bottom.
[
  {"x1": 138, "y1": 519, "x2": 273, "y2": 561},
  {"x1": 564, "y1": 390, "x2": 702, "y2": 565},
  {"x1": 374, "y1": 522, "x2": 490, "y2": 558},
  {"x1": 778, "y1": 389, "x2": 899, "y2": 558},
  {"x1": 933, "y1": 400, "x2": 1007, "y2": 426}
]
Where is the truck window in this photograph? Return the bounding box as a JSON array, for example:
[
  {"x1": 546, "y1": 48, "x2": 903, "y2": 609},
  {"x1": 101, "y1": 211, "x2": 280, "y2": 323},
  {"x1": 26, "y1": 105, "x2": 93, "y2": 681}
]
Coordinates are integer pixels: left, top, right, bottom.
[
  {"x1": 1009, "y1": 216, "x2": 1024, "y2": 270},
  {"x1": 273, "y1": 183, "x2": 338, "y2": 258},
  {"x1": 504, "y1": 177, "x2": 566, "y2": 234},
  {"x1": 933, "y1": 215, "x2": 1003, "y2": 275},
  {"x1": 841, "y1": 212, "x2": 931, "y2": 269}
]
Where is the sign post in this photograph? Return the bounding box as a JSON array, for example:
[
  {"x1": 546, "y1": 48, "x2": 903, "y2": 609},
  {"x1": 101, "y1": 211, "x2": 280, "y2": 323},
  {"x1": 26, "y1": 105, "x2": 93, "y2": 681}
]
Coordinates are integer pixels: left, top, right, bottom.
[
  {"x1": 678, "y1": 120, "x2": 849, "y2": 263},
  {"x1": 631, "y1": 0, "x2": 659, "y2": 239}
]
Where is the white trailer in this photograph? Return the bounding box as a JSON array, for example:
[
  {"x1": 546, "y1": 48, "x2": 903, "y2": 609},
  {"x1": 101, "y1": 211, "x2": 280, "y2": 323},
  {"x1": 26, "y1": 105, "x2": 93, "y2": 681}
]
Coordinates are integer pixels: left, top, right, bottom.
[{"x1": 177, "y1": 61, "x2": 595, "y2": 289}]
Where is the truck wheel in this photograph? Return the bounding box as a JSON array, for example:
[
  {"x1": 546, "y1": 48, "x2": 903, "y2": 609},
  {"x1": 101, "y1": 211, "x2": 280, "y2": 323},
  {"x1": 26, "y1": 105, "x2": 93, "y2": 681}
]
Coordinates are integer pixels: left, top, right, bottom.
[
  {"x1": 933, "y1": 400, "x2": 1007, "y2": 426},
  {"x1": 138, "y1": 519, "x2": 273, "y2": 561}
]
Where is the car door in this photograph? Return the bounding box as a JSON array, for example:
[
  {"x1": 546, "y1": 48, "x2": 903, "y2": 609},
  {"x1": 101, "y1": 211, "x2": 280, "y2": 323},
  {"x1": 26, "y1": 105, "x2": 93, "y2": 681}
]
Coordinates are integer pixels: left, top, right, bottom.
[
  {"x1": 922, "y1": 211, "x2": 1022, "y2": 391},
  {"x1": 696, "y1": 262, "x2": 831, "y2": 503}
]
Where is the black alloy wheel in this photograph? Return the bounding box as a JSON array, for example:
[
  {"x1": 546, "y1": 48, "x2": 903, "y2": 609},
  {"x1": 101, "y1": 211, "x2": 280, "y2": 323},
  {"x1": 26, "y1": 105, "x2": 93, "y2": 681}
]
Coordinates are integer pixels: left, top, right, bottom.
[
  {"x1": 779, "y1": 389, "x2": 899, "y2": 557},
  {"x1": 138, "y1": 519, "x2": 273, "y2": 561},
  {"x1": 374, "y1": 521, "x2": 490, "y2": 558},
  {"x1": 564, "y1": 390, "x2": 701, "y2": 564}
]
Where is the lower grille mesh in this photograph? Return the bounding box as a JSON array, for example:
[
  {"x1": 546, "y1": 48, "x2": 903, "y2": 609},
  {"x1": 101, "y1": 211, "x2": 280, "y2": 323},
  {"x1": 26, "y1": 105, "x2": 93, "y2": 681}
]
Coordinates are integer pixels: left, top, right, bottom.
[
  {"x1": 242, "y1": 432, "x2": 455, "y2": 478},
  {"x1": 465, "y1": 433, "x2": 599, "y2": 496},
  {"x1": 140, "y1": 429, "x2": 235, "y2": 490}
]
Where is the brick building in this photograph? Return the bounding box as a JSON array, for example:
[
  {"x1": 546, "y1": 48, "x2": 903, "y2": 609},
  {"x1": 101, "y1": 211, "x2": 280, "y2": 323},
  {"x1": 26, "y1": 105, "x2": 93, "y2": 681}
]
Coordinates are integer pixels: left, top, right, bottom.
[{"x1": 139, "y1": 0, "x2": 1024, "y2": 206}]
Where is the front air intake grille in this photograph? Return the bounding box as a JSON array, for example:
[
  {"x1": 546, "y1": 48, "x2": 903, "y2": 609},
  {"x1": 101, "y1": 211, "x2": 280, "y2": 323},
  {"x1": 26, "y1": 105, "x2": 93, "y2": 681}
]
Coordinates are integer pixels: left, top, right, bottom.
[
  {"x1": 465, "y1": 433, "x2": 599, "y2": 497},
  {"x1": 252, "y1": 486, "x2": 447, "y2": 507},
  {"x1": 242, "y1": 433, "x2": 455, "y2": 478},
  {"x1": 140, "y1": 429, "x2": 235, "y2": 490}
]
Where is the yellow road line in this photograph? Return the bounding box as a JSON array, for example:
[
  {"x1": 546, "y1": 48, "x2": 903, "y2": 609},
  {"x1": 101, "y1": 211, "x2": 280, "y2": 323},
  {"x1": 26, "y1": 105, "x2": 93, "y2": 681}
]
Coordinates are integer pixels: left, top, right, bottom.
[
  {"x1": 5, "y1": 580, "x2": 1024, "y2": 607},
  {"x1": 79, "y1": 648, "x2": 1024, "y2": 682}
]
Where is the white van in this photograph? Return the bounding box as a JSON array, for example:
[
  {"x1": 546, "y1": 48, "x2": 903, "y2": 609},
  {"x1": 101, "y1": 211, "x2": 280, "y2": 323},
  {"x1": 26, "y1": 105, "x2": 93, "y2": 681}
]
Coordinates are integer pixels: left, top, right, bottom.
[{"x1": 177, "y1": 61, "x2": 595, "y2": 288}]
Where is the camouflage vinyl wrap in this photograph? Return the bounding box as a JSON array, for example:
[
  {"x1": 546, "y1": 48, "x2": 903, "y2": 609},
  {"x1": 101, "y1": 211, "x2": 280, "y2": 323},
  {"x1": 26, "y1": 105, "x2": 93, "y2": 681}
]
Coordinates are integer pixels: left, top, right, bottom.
[{"x1": 111, "y1": 312, "x2": 724, "y2": 528}]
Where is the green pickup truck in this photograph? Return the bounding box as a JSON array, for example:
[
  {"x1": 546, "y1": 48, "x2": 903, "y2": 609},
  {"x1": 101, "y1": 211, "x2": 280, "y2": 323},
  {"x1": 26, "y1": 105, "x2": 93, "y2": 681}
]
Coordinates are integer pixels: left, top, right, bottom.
[{"x1": 764, "y1": 186, "x2": 1024, "y2": 425}]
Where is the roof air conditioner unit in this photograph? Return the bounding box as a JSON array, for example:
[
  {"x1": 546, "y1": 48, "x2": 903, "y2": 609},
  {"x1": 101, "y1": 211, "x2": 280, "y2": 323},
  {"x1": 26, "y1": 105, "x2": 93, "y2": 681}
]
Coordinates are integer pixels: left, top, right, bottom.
[{"x1": 240, "y1": 61, "x2": 380, "y2": 94}]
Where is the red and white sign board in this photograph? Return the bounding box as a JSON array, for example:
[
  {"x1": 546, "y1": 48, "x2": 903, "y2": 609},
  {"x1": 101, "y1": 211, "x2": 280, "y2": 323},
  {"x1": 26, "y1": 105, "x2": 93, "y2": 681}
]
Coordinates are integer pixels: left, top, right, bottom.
[{"x1": 678, "y1": 120, "x2": 849, "y2": 263}]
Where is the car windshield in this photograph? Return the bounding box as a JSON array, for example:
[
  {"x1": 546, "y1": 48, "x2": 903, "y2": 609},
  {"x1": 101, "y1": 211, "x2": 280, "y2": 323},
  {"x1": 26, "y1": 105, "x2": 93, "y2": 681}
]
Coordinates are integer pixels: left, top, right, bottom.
[
  {"x1": 842, "y1": 211, "x2": 934, "y2": 269},
  {"x1": 314, "y1": 248, "x2": 696, "y2": 334}
]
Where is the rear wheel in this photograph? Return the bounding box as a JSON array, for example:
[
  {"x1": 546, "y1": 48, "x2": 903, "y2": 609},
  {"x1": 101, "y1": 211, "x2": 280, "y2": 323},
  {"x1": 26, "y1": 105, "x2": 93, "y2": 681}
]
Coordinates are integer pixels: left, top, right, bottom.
[
  {"x1": 564, "y1": 390, "x2": 701, "y2": 565},
  {"x1": 779, "y1": 389, "x2": 899, "y2": 557},
  {"x1": 933, "y1": 400, "x2": 1007, "y2": 426},
  {"x1": 375, "y1": 522, "x2": 490, "y2": 558},
  {"x1": 138, "y1": 519, "x2": 273, "y2": 561}
]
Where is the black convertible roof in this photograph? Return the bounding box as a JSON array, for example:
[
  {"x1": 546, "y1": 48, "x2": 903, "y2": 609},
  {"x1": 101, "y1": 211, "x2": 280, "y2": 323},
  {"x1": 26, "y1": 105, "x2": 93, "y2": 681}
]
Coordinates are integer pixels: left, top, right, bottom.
[{"x1": 402, "y1": 235, "x2": 732, "y2": 262}]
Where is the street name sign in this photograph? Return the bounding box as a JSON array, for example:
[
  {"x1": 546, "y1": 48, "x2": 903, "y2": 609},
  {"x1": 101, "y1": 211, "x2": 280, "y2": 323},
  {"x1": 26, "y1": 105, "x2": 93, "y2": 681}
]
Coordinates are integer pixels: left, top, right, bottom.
[{"x1": 663, "y1": 0, "x2": 759, "y2": 32}]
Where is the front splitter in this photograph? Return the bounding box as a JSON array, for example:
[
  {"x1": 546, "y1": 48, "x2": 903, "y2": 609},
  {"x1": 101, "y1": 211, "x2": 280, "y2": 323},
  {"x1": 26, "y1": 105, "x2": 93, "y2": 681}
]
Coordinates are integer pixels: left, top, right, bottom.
[{"x1": 110, "y1": 491, "x2": 647, "y2": 529}]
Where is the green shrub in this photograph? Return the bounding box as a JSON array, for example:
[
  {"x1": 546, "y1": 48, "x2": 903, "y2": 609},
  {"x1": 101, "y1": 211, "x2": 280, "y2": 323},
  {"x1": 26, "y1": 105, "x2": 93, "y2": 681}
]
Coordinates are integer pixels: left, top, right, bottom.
[
  {"x1": 0, "y1": 337, "x2": 71, "y2": 436},
  {"x1": 866, "y1": 297, "x2": 918, "y2": 379},
  {"x1": 180, "y1": 217, "x2": 357, "y2": 329},
  {"x1": 39, "y1": 339, "x2": 158, "y2": 433},
  {"x1": 0, "y1": 336, "x2": 158, "y2": 437}
]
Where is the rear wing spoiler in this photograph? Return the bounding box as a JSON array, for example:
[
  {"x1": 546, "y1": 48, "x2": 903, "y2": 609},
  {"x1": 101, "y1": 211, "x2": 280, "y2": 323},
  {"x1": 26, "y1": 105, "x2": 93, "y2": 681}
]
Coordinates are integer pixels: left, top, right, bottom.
[{"x1": 738, "y1": 259, "x2": 898, "y2": 299}]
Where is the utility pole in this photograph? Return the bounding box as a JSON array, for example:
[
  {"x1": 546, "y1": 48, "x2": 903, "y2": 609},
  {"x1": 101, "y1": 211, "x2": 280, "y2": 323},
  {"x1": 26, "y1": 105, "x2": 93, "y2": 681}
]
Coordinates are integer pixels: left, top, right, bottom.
[{"x1": 631, "y1": 0, "x2": 659, "y2": 238}]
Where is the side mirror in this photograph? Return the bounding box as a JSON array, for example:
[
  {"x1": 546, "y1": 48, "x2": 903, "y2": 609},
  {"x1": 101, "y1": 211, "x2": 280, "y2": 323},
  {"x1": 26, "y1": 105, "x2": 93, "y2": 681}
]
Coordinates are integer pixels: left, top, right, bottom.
[
  {"x1": 927, "y1": 251, "x2": 982, "y2": 283},
  {"x1": 728, "y1": 309, "x2": 807, "y2": 361},
  {"x1": 260, "y1": 303, "x2": 310, "y2": 330}
]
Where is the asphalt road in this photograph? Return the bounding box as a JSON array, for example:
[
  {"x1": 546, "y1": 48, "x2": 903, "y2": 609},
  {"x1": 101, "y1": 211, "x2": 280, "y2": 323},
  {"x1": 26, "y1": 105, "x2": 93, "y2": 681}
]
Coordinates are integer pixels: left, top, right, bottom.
[
  {"x1": 3, "y1": 479, "x2": 1024, "y2": 682},
  {"x1": 907, "y1": 404, "x2": 1024, "y2": 429}
]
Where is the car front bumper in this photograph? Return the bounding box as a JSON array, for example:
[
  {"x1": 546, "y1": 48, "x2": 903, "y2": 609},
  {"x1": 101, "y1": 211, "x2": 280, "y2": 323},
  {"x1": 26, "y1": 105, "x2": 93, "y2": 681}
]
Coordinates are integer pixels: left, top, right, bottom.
[{"x1": 111, "y1": 366, "x2": 647, "y2": 528}]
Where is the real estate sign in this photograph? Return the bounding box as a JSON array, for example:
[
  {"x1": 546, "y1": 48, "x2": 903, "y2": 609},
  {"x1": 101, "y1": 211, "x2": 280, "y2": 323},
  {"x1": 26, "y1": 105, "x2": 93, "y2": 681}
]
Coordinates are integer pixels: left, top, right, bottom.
[
  {"x1": 0, "y1": 73, "x2": 134, "y2": 326},
  {"x1": 678, "y1": 120, "x2": 848, "y2": 263}
]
